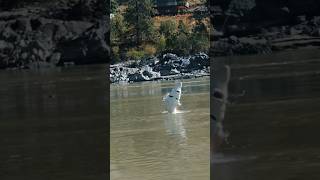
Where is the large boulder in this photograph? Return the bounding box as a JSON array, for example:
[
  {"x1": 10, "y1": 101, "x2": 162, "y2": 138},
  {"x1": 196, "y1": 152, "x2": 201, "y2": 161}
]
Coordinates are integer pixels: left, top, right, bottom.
[
  {"x1": 187, "y1": 52, "x2": 209, "y2": 70},
  {"x1": 57, "y1": 18, "x2": 108, "y2": 65}
]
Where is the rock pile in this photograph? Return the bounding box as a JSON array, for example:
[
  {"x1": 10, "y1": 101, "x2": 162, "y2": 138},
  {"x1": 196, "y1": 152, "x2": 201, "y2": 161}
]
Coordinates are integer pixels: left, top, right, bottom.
[{"x1": 110, "y1": 53, "x2": 210, "y2": 83}]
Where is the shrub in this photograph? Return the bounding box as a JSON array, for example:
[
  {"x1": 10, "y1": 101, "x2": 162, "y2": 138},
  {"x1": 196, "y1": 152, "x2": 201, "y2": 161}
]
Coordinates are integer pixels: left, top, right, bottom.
[
  {"x1": 159, "y1": 20, "x2": 177, "y2": 37},
  {"x1": 175, "y1": 33, "x2": 191, "y2": 55},
  {"x1": 156, "y1": 35, "x2": 167, "y2": 53},
  {"x1": 191, "y1": 34, "x2": 210, "y2": 53},
  {"x1": 126, "y1": 49, "x2": 145, "y2": 60},
  {"x1": 143, "y1": 44, "x2": 157, "y2": 56},
  {"x1": 178, "y1": 20, "x2": 190, "y2": 35},
  {"x1": 111, "y1": 46, "x2": 121, "y2": 62}
]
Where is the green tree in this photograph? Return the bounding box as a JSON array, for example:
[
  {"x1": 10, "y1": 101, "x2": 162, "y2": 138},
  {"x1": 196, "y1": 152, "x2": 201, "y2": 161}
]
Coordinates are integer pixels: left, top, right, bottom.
[
  {"x1": 111, "y1": 12, "x2": 128, "y2": 45},
  {"x1": 111, "y1": 0, "x2": 119, "y2": 14},
  {"x1": 111, "y1": 12, "x2": 128, "y2": 62},
  {"x1": 124, "y1": 0, "x2": 155, "y2": 45}
]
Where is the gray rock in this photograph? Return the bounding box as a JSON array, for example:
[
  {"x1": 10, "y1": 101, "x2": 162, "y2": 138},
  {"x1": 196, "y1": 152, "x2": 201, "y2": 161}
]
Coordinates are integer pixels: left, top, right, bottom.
[
  {"x1": 229, "y1": 35, "x2": 239, "y2": 44},
  {"x1": 49, "y1": 52, "x2": 61, "y2": 64},
  {"x1": 0, "y1": 40, "x2": 13, "y2": 51}
]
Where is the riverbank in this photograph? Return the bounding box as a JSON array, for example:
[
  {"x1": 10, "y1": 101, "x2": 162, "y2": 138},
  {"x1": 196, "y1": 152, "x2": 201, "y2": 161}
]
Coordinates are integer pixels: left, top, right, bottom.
[
  {"x1": 212, "y1": 26, "x2": 320, "y2": 57},
  {"x1": 211, "y1": 1, "x2": 320, "y2": 57},
  {"x1": 110, "y1": 53, "x2": 209, "y2": 83}
]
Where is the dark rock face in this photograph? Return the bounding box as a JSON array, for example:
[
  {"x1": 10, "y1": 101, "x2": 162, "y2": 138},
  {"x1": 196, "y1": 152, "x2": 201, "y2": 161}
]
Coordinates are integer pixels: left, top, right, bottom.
[
  {"x1": 187, "y1": 53, "x2": 210, "y2": 70},
  {"x1": 110, "y1": 53, "x2": 210, "y2": 83},
  {"x1": 211, "y1": 0, "x2": 320, "y2": 57},
  {"x1": 0, "y1": 0, "x2": 109, "y2": 69},
  {"x1": 57, "y1": 19, "x2": 109, "y2": 65},
  {"x1": 214, "y1": 0, "x2": 320, "y2": 24}
]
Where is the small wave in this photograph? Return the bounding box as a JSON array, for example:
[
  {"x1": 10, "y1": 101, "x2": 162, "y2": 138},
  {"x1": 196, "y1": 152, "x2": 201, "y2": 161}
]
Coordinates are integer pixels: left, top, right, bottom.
[
  {"x1": 212, "y1": 153, "x2": 257, "y2": 164},
  {"x1": 161, "y1": 110, "x2": 190, "y2": 114},
  {"x1": 175, "y1": 110, "x2": 191, "y2": 114}
]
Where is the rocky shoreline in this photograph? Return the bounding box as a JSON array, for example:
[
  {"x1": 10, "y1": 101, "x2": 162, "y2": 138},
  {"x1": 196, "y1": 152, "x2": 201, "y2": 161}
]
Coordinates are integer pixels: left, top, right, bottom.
[
  {"x1": 0, "y1": 0, "x2": 108, "y2": 69},
  {"x1": 212, "y1": 20, "x2": 320, "y2": 57},
  {"x1": 211, "y1": 1, "x2": 320, "y2": 57},
  {"x1": 110, "y1": 53, "x2": 210, "y2": 83}
]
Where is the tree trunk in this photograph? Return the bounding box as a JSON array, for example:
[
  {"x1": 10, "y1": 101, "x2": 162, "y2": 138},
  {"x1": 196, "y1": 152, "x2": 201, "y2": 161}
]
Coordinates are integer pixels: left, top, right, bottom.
[{"x1": 135, "y1": 0, "x2": 141, "y2": 46}]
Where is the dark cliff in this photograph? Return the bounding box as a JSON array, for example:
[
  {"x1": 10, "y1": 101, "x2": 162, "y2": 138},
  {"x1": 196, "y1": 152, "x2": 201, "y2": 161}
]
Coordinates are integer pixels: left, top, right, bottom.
[
  {"x1": 0, "y1": 0, "x2": 109, "y2": 69},
  {"x1": 210, "y1": 0, "x2": 320, "y2": 57},
  {"x1": 213, "y1": 0, "x2": 320, "y2": 25}
]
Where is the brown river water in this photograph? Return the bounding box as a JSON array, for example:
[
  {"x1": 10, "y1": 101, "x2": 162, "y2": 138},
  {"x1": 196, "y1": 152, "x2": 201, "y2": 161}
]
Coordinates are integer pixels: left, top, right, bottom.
[
  {"x1": 1, "y1": 48, "x2": 320, "y2": 179},
  {"x1": 111, "y1": 78, "x2": 210, "y2": 180},
  {"x1": 212, "y1": 48, "x2": 320, "y2": 180},
  {"x1": 0, "y1": 65, "x2": 108, "y2": 180}
]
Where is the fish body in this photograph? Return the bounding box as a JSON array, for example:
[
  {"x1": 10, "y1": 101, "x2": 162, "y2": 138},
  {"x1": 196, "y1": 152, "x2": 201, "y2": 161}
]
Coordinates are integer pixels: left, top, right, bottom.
[{"x1": 164, "y1": 82, "x2": 182, "y2": 113}]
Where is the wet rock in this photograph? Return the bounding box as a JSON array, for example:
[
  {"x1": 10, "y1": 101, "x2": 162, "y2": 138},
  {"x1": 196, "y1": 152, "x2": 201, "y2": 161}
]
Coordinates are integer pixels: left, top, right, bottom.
[
  {"x1": 159, "y1": 53, "x2": 178, "y2": 64},
  {"x1": 0, "y1": 40, "x2": 14, "y2": 51},
  {"x1": 10, "y1": 18, "x2": 32, "y2": 32},
  {"x1": 229, "y1": 35, "x2": 239, "y2": 44},
  {"x1": 128, "y1": 72, "x2": 145, "y2": 82},
  {"x1": 289, "y1": 27, "x2": 302, "y2": 35},
  {"x1": 141, "y1": 65, "x2": 160, "y2": 79},
  {"x1": 296, "y1": 15, "x2": 307, "y2": 24},
  {"x1": 139, "y1": 56, "x2": 159, "y2": 67},
  {"x1": 187, "y1": 52, "x2": 209, "y2": 70},
  {"x1": 1, "y1": 26, "x2": 18, "y2": 41},
  {"x1": 20, "y1": 52, "x2": 28, "y2": 60},
  {"x1": 110, "y1": 53, "x2": 209, "y2": 83},
  {"x1": 311, "y1": 16, "x2": 320, "y2": 26},
  {"x1": 49, "y1": 52, "x2": 61, "y2": 64}
]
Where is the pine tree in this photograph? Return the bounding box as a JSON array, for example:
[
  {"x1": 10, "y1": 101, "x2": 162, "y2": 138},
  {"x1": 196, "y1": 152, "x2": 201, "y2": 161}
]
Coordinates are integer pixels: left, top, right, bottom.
[{"x1": 124, "y1": 0, "x2": 155, "y2": 46}]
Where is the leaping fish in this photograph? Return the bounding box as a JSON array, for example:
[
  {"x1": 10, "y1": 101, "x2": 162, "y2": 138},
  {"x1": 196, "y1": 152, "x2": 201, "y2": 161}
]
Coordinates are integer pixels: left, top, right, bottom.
[{"x1": 163, "y1": 82, "x2": 182, "y2": 114}]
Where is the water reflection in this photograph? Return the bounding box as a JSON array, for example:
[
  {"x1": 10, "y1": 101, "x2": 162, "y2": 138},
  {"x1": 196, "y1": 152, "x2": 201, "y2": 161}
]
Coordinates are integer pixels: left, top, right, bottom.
[
  {"x1": 163, "y1": 112, "x2": 187, "y2": 143},
  {"x1": 212, "y1": 49, "x2": 320, "y2": 179}
]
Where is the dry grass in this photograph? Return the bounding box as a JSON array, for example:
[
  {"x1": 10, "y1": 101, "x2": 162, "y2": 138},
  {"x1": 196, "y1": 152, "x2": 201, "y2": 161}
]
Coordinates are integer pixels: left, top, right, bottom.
[
  {"x1": 153, "y1": 14, "x2": 195, "y2": 28},
  {"x1": 153, "y1": 14, "x2": 210, "y2": 30}
]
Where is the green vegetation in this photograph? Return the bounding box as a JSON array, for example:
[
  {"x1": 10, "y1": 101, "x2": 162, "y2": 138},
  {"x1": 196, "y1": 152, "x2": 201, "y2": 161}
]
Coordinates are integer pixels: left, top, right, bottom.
[
  {"x1": 124, "y1": 0, "x2": 155, "y2": 45},
  {"x1": 111, "y1": 0, "x2": 210, "y2": 63},
  {"x1": 111, "y1": 0, "x2": 119, "y2": 14}
]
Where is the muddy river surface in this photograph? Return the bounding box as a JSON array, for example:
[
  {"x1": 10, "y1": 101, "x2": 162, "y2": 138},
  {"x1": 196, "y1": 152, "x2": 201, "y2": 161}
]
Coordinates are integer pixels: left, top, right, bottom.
[
  {"x1": 212, "y1": 49, "x2": 320, "y2": 180},
  {"x1": 111, "y1": 78, "x2": 210, "y2": 180},
  {"x1": 0, "y1": 65, "x2": 108, "y2": 179}
]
